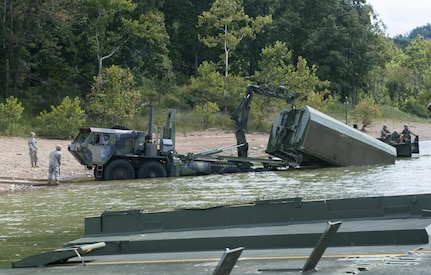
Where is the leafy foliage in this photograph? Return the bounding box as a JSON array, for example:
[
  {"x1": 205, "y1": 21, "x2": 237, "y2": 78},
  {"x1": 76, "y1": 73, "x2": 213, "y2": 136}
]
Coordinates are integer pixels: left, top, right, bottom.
[
  {"x1": 197, "y1": 0, "x2": 272, "y2": 98},
  {"x1": 1, "y1": 0, "x2": 431, "y2": 138},
  {"x1": 184, "y1": 62, "x2": 225, "y2": 108},
  {"x1": 121, "y1": 9, "x2": 174, "y2": 81},
  {"x1": 353, "y1": 97, "x2": 382, "y2": 129},
  {"x1": 194, "y1": 102, "x2": 220, "y2": 129},
  {"x1": 198, "y1": 0, "x2": 272, "y2": 76},
  {"x1": 37, "y1": 97, "x2": 85, "y2": 139},
  {"x1": 306, "y1": 90, "x2": 334, "y2": 113},
  {"x1": 86, "y1": 65, "x2": 143, "y2": 126},
  {"x1": 79, "y1": 0, "x2": 137, "y2": 87},
  {"x1": 184, "y1": 61, "x2": 248, "y2": 112},
  {"x1": 0, "y1": 97, "x2": 24, "y2": 135},
  {"x1": 394, "y1": 23, "x2": 431, "y2": 50},
  {"x1": 253, "y1": 41, "x2": 332, "y2": 108}
]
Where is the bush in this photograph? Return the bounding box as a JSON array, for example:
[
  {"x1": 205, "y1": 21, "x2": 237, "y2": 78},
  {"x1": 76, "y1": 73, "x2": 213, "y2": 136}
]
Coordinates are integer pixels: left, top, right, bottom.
[
  {"x1": 354, "y1": 97, "x2": 382, "y2": 129},
  {"x1": 194, "y1": 102, "x2": 220, "y2": 129},
  {"x1": 0, "y1": 97, "x2": 24, "y2": 135},
  {"x1": 86, "y1": 66, "x2": 143, "y2": 127},
  {"x1": 37, "y1": 97, "x2": 86, "y2": 139},
  {"x1": 401, "y1": 97, "x2": 430, "y2": 118}
]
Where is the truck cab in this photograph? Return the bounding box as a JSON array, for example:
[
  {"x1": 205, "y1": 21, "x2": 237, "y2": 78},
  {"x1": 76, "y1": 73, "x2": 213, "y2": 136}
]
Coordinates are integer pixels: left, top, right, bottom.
[{"x1": 68, "y1": 127, "x2": 174, "y2": 180}]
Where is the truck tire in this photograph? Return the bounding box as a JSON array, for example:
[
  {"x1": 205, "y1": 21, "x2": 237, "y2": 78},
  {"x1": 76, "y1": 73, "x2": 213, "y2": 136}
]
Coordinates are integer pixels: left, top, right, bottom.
[
  {"x1": 104, "y1": 159, "x2": 135, "y2": 180},
  {"x1": 137, "y1": 161, "x2": 167, "y2": 178}
]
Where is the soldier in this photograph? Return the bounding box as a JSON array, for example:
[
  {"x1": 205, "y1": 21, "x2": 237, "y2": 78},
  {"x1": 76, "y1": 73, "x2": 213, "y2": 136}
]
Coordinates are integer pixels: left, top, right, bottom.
[
  {"x1": 28, "y1": 132, "x2": 38, "y2": 167},
  {"x1": 401, "y1": 124, "x2": 416, "y2": 142},
  {"x1": 48, "y1": 145, "x2": 62, "y2": 184},
  {"x1": 390, "y1": 130, "x2": 402, "y2": 144},
  {"x1": 380, "y1": 125, "x2": 391, "y2": 141}
]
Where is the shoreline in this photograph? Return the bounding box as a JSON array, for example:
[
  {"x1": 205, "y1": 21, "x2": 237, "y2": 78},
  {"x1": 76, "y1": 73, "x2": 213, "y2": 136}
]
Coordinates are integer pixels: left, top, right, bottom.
[{"x1": 0, "y1": 121, "x2": 429, "y2": 192}]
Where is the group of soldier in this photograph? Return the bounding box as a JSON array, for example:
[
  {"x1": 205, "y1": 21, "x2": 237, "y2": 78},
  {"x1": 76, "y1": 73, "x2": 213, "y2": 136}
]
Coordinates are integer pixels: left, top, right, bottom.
[
  {"x1": 28, "y1": 132, "x2": 62, "y2": 185},
  {"x1": 380, "y1": 124, "x2": 416, "y2": 144}
]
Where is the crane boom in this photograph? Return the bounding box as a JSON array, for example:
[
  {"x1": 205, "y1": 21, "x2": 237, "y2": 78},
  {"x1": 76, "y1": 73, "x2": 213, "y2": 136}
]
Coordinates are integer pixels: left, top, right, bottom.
[{"x1": 231, "y1": 84, "x2": 296, "y2": 158}]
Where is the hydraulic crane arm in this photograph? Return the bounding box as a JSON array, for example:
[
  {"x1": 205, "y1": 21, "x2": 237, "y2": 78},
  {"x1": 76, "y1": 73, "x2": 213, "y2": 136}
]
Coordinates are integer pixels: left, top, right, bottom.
[{"x1": 231, "y1": 84, "x2": 296, "y2": 157}]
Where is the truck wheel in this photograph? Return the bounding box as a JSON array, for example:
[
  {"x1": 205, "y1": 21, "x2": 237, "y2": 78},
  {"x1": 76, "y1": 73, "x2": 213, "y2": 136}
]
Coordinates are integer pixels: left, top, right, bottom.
[
  {"x1": 104, "y1": 159, "x2": 135, "y2": 180},
  {"x1": 137, "y1": 161, "x2": 167, "y2": 178}
]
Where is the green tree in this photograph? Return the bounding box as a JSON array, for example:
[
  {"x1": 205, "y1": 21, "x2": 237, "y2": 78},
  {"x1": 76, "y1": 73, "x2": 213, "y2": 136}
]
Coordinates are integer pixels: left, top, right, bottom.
[
  {"x1": 354, "y1": 97, "x2": 382, "y2": 130},
  {"x1": 86, "y1": 65, "x2": 143, "y2": 126},
  {"x1": 267, "y1": 0, "x2": 385, "y2": 103},
  {"x1": 37, "y1": 96, "x2": 85, "y2": 139},
  {"x1": 306, "y1": 90, "x2": 334, "y2": 113},
  {"x1": 197, "y1": 0, "x2": 272, "y2": 97},
  {"x1": 378, "y1": 35, "x2": 431, "y2": 117},
  {"x1": 0, "y1": 0, "x2": 80, "y2": 103},
  {"x1": 78, "y1": 0, "x2": 137, "y2": 88},
  {"x1": 404, "y1": 35, "x2": 431, "y2": 100},
  {"x1": 365, "y1": 37, "x2": 406, "y2": 107},
  {"x1": 121, "y1": 7, "x2": 174, "y2": 82},
  {"x1": 380, "y1": 50, "x2": 413, "y2": 108},
  {"x1": 0, "y1": 97, "x2": 24, "y2": 135},
  {"x1": 184, "y1": 61, "x2": 248, "y2": 112},
  {"x1": 161, "y1": 0, "x2": 212, "y2": 79},
  {"x1": 194, "y1": 102, "x2": 220, "y2": 129},
  {"x1": 184, "y1": 61, "x2": 225, "y2": 108},
  {"x1": 253, "y1": 41, "x2": 331, "y2": 108},
  {"x1": 121, "y1": 9, "x2": 175, "y2": 103}
]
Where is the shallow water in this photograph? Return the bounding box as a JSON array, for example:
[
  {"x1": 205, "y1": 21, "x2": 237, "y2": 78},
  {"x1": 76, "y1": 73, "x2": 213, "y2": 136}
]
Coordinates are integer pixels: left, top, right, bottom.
[{"x1": 1, "y1": 141, "x2": 431, "y2": 268}]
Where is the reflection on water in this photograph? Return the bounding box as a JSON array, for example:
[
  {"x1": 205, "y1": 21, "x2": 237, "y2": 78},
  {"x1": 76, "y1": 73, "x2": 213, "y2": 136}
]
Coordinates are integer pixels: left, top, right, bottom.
[{"x1": 1, "y1": 141, "x2": 431, "y2": 268}]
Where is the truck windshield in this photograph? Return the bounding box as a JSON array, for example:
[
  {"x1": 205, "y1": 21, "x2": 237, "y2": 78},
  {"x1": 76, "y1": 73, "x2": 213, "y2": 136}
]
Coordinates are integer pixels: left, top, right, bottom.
[{"x1": 73, "y1": 129, "x2": 91, "y2": 144}]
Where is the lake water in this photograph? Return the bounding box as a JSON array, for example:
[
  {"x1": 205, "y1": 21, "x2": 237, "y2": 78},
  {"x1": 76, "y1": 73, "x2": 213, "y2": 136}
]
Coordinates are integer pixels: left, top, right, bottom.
[{"x1": 1, "y1": 140, "x2": 431, "y2": 268}]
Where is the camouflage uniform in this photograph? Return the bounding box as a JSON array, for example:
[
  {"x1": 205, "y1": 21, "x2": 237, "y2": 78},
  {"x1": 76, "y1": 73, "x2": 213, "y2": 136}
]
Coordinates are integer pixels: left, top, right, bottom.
[
  {"x1": 48, "y1": 145, "x2": 62, "y2": 184},
  {"x1": 380, "y1": 125, "x2": 391, "y2": 140},
  {"x1": 401, "y1": 124, "x2": 415, "y2": 142},
  {"x1": 28, "y1": 132, "x2": 38, "y2": 167}
]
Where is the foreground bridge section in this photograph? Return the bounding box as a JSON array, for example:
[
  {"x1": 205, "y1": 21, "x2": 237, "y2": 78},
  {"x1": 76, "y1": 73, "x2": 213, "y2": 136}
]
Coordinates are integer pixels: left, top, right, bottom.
[{"x1": 11, "y1": 193, "x2": 431, "y2": 274}]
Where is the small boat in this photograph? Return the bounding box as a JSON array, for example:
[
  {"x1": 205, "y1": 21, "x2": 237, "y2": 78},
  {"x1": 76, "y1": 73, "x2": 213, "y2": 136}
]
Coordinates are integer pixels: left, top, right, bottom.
[{"x1": 378, "y1": 135, "x2": 419, "y2": 157}]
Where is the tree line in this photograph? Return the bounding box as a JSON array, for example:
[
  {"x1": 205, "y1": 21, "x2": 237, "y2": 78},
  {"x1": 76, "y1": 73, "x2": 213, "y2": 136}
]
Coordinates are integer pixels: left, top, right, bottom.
[{"x1": 1, "y1": 0, "x2": 430, "y2": 138}]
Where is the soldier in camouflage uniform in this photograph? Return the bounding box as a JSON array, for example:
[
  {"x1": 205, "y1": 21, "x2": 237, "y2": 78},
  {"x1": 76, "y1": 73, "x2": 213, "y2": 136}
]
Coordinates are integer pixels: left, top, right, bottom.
[
  {"x1": 401, "y1": 124, "x2": 416, "y2": 142},
  {"x1": 48, "y1": 145, "x2": 62, "y2": 184},
  {"x1": 28, "y1": 132, "x2": 38, "y2": 167}
]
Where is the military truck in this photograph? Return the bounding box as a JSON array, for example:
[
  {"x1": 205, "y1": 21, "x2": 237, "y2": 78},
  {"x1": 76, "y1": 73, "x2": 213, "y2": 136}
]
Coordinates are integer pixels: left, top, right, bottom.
[
  {"x1": 68, "y1": 85, "x2": 396, "y2": 181},
  {"x1": 68, "y1": 108, "x2": 180, "y2": 180},
  {"x1": 68, "y1": 105, "x2": 291, "y2": 181}
]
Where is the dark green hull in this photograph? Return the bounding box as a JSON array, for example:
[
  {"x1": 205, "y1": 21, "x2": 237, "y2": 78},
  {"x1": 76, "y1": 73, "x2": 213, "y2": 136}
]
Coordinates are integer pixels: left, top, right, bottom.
[
  {"x1": 66, "y1": 194, "x2": 431, "y2": 255},
  {"x1": 394, "y1": 135, "x2": 420, "y2": 157},
  {"x1": 378, "y1": 135, "x2": 420, "y2": 157}
]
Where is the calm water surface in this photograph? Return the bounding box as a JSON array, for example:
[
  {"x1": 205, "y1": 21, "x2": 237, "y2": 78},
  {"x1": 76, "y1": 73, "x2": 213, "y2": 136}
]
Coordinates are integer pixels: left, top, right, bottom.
[{"x1": 1, "y1": 141, "x2": 431, "y2": 268}]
